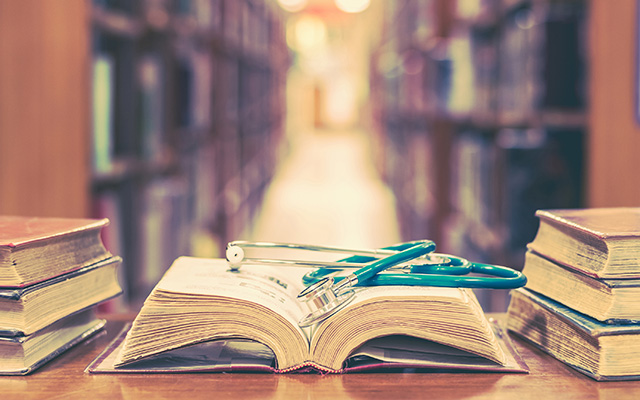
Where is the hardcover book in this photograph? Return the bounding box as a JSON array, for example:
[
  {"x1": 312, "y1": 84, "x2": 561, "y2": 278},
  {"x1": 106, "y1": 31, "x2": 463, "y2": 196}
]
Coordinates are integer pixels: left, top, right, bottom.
[
  {"x1": 527, "y1": 208, "x2": 640, "y2": 279},
  {"x1": 0, "y1": 309, "x2": 105, "y2": 375},
  {"x1": 0, "y1": 216, "x2": 113, "y2": 287},
  {"x1": 0, "y1": 256, "x2": 122, "y2": 336},
  {"x1": 88, "y1": 257, "x2": 528, "y2": 374},
  {"x1": 522, "y1": 250, "x2": 640, "y2": 323},
  {"x1": 507, "y1": 288, "x2": 640, "y2": 381}
]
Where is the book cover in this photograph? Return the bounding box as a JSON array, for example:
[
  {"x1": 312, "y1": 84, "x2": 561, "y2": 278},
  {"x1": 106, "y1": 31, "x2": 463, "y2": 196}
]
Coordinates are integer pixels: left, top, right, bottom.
[
  {"x1": 92, "y1": 53, "x2": 115, "y2": 174},
  {"x1": 138, "y1": 54, "x2": 165, "y2": 161},
  {"x1": 0, "y1": 216, "x2": 113, "y2": 288},
  {"x1": 0, "y1": 216, "x2": 109, "y2": 248},
  {"x1": 535, "y1": 208, "x2": 640, "y2": 239}
]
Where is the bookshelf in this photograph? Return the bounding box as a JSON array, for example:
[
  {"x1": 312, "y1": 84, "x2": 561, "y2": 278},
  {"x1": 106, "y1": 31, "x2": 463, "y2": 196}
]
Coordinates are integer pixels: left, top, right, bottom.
[
  {"x1": 369, "y1": 0, "x2": 588, "y2": 311},
  {"x1": 89, "y1": 0, "x2": 289, "y2": 305},
  {"x1": 4, "y1": 0, "x2": 639, "y2": 312},
  {"x1": 0, "y1": 0, "x2": 287, "y2": 308}
]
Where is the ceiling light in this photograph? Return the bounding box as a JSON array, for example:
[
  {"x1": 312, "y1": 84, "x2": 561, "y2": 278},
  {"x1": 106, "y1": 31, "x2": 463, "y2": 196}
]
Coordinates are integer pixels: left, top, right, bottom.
[
  {"x1": 277, "y1": 0, "x2": 308, "y2": 13},
  {"x1": 334, "y1": 0, "x2": 370, "y2": 13}
]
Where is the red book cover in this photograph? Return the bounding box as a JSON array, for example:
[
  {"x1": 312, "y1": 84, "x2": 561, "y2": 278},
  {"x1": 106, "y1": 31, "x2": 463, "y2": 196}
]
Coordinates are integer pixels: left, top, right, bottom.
[
  {"x1": 0, "y1": 216, "x2": 109, "y2": 249},
  {"x1": 0, "y1": 216, "x2": 112, "y2": 287}
]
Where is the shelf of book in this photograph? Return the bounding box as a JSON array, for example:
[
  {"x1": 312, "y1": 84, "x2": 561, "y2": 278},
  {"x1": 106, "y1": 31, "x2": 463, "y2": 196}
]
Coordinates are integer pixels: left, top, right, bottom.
[
  {"x1": 369, "y1": 0, "x2": 587, "y2": 311},
  {"x1": 89, "y1": 0, "x2": 289, "y2": 306}
]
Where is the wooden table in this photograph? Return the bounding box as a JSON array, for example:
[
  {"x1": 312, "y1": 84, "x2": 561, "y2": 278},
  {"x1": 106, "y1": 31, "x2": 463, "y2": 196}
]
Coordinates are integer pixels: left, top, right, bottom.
[{"x1": 3, "y1": 314, "x2": 640, "y2": 400}]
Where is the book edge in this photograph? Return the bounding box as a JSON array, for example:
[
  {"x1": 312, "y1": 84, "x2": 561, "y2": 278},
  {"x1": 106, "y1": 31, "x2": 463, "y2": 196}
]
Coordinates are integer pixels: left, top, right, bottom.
[
  {"x1": 512, "y1": 288, "x2": 640, "y2": 336},
  {"x1": 0, "y1": 259, "x2": 123, "y2": 337},
  {"x1": 0, "y1": 255, "x2": 122, "y2": 298},
  {"x1": 509, "y1": 331, "x2": 640, "y2": 381},
  {"x1": 526, "y1": 250, "x2": 640, "y2": 287}
]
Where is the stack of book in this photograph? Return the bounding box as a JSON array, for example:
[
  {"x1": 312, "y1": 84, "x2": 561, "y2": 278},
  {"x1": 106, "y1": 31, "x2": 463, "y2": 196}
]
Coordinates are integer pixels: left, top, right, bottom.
[
  {"x1": 0, "y1": 216, "x2": 122, "y2": 375},
  {"x1": 506, "y1": 208, "x2": 640, "y2": 381}
]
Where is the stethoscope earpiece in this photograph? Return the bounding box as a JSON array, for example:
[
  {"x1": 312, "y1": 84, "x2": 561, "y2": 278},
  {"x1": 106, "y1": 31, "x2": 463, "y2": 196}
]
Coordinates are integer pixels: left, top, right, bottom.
[{"x1": 226, "y1": 245, "x2": 245, "y2": 267}]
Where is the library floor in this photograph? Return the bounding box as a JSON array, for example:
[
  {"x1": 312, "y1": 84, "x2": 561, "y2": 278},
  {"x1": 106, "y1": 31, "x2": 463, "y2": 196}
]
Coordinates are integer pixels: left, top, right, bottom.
[{"x1": 247, "y1": 128, "x2": 401, "y2": 253}]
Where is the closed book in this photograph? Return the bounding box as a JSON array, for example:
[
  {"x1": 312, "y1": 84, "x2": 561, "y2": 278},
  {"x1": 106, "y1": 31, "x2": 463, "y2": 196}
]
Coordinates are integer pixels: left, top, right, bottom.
[
  {"x1": 523, "y1": 250, "x2": 640, "y2": 323},
  {"x1": 88, "y1": 257, "x2": 528, "y2": 374},
  {"x1": 528, "y1": 208, "x2": 640, "y2": 279},
  {"x1": 0, "y1": 309, "x2": 105, "y2": 375},
  {"x1": 507, "y1": 288, "x2": 640, "y2": 381},
  {"x1": 0, "y1": 256, "x2": 122, "y2": 336},
  {"x1": 0, "y1": 216, "x2": 113, "y2": 287}
]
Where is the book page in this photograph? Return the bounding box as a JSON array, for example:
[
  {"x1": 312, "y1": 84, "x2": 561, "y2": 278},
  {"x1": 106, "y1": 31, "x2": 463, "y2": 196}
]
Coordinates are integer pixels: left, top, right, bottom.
[
  {"x1": 343, "y1": 321, "x2": 527, "y2": 373},
  {"x1": 351, "y1": 335, "x2": 494, "y2": 365},
  {"x1": 309, "y1": 284, "x2": 505, "y2": 370},
  {"x1": 156, "y1": 257, "x2": 310, "y2": 337},
  {"x1": 346, "y1": 284, "x2": 469, "y2": 304}
]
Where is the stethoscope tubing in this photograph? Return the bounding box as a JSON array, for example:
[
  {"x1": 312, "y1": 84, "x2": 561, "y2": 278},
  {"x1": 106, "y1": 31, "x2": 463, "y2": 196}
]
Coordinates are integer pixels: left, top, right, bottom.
[
  {"x1": 226, "y1": 240, "x2": 527, "y2": 290},
  {"x1": 346, "y1": 240, "x2": 436, "y2": 283},
  {"x1": 330, "y1": 264, "x2": 526, "y2": 289},
  {"x1": 227, "y1": 240, "x2": 527, "y2": 327}
]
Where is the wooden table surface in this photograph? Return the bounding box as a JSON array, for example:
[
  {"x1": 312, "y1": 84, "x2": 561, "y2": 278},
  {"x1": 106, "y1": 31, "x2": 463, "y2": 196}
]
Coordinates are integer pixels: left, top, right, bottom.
[{"x1": 2, "y1": 314, "x2": 640, "y2": 400}]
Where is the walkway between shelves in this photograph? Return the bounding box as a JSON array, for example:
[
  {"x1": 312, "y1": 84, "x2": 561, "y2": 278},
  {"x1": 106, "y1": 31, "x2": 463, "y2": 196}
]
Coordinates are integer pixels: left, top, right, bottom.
[{"x1": 247, "y1": 128, "x2": 401, "y2": 254}]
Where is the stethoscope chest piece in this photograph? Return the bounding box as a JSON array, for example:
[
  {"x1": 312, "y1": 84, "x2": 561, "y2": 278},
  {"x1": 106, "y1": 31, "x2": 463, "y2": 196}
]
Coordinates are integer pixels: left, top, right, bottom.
[{"x1": 297, "y1": 277, "x2": 355, "y2": 328}]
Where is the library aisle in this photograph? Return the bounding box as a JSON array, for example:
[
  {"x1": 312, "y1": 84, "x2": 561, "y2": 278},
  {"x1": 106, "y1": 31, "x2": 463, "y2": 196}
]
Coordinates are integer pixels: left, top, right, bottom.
[{"x1": 247, "y1": 128, "x2": 401, "y2": 253}]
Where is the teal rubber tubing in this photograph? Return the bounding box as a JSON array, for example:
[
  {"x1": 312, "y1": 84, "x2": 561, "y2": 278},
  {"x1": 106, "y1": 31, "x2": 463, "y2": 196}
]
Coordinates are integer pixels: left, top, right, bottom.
[
  {"x1": 352, "y1": 240, "x2": 436, "y2": 282},
  {"x1": 302, "y1": 261, "x2": 527, "y2": 289},
  {"x1": 300, "y1": 240, "x2": 527, "y2": 289},
  {"x1": 363, "y1": 263, "x2": 527, "y2": 289}
]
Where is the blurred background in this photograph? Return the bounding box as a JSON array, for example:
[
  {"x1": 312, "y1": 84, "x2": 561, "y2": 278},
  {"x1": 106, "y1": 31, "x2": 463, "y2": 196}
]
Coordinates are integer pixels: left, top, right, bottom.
[{"x1": 1, "y1": 0, "x2": 639, "y2": 311}]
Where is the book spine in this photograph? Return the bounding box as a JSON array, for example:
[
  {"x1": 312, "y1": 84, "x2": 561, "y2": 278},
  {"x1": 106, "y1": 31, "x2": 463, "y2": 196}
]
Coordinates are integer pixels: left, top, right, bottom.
[{"x1": 276, "y1": 362, "x2": 339, "y2": 374}]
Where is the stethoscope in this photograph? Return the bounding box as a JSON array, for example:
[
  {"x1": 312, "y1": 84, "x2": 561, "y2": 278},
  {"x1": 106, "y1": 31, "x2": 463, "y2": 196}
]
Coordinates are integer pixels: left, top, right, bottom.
[{"x1": 225, "y1": 240, "x2": 527, "y2": 328}]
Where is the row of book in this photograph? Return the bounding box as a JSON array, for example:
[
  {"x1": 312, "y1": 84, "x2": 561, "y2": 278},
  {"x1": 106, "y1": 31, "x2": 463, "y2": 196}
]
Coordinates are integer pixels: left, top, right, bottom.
[
  {"x1": 372, "y1": 0, "x2": 587, "y2": 123},
  {"x1": 0, "y1": 216, "x2": 121, "y2": 375},
  {"x1": 90, "y1": 0, "x2": 288, "y2": 307},
  {"x1": 507, "y1": 207, "x2": 640, "y2": 381}
]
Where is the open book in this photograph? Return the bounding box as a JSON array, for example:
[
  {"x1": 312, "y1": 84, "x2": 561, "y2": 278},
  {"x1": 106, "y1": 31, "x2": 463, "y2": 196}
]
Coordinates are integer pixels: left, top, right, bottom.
[{"x1": 91, "y1": 257, "x2": 526, "y2": 374}]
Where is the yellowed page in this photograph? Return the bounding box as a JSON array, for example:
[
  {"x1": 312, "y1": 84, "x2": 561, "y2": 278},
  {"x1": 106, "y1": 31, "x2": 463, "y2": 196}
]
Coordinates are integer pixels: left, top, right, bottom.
[{"x1": 156, "y1": 257, "x2": 310, "y2": 333}]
